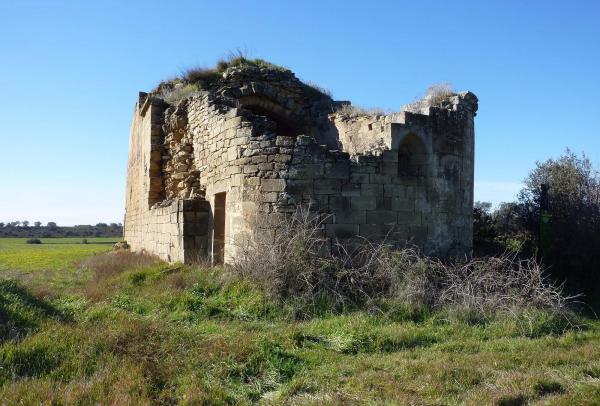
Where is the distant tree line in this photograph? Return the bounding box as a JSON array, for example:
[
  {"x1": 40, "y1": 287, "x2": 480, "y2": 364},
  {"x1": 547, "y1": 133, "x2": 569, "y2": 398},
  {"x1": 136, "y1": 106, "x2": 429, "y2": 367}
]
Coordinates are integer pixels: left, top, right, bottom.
[
  {"x1": 0, "y1": 222, "x2": 123, "y2": 238},
  {"x1": 473, "y1": 150, "x2": 600, "y2": 310}
]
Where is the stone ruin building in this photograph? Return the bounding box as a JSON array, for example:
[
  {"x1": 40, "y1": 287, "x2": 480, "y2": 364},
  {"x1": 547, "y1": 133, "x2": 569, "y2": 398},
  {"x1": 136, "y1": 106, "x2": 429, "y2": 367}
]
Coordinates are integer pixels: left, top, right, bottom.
[{"x1": 124, "y1": 59, "x2": 478, "y2": 264}]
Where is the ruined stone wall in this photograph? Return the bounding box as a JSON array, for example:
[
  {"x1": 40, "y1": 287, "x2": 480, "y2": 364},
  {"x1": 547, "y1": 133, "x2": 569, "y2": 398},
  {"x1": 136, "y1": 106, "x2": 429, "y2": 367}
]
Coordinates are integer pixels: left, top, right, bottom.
[
  {"x1": 124, "y1": 64, "x2": 477, "y2": 263},
  {"x1": 333, "y1": 115, "x2": 391, "y2": 155},
  {"x1": 124, "y1": 96, "x2": 210, "y2": 262},
  {"x1": 272, "y1": 94, "x2": 477, "y2": 257}
]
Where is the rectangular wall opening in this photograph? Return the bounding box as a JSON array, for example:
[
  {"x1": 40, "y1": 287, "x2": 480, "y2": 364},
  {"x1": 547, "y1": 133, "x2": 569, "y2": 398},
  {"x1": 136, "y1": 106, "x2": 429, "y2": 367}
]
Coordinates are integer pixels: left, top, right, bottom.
[{"x1": 213, "y1": 192, "x2": 226, "y2": 265}]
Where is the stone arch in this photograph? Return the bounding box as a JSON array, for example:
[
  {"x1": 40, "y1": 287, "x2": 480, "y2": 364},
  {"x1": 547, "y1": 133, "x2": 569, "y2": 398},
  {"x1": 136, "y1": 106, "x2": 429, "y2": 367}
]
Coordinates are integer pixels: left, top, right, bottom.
[
  {"x1": 397, "y1": 134, "x2": 430, "y2": 178},
  {"x1": 238, "y1": 95, "x2": 302, "y2": 136}
]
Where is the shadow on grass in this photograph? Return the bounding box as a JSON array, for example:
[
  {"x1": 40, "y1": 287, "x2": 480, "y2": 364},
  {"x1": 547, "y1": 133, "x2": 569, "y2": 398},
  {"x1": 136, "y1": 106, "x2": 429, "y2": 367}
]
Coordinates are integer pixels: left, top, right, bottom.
[{"x1": 0, "y1": 280, "x2": 67, "y2": 341}]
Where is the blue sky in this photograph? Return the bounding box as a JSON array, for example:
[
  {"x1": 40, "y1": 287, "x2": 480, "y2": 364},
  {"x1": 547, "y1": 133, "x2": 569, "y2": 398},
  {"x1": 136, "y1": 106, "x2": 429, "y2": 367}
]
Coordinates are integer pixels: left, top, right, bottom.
[{"x1": 1, "y1": 0, "x2": 599, "y2": 225}]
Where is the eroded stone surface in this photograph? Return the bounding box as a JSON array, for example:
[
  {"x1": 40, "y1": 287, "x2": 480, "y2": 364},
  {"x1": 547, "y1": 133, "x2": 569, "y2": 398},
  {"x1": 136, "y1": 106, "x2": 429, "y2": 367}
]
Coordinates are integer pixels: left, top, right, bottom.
[{"x1": 124, "y1": 64, "x2": 478, "y2": 263}]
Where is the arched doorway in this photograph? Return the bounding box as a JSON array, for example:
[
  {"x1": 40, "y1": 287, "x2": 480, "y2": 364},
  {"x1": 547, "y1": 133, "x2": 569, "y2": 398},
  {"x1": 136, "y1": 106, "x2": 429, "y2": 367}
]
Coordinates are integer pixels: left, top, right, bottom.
[{"x1": 397, "y1": 134, "x2": 429, "y2": 178}]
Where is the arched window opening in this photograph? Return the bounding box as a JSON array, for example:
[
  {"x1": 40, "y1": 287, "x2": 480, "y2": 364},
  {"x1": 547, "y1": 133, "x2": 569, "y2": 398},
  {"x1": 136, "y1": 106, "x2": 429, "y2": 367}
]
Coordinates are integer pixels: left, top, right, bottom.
[
  {"x1": 243, "y1": 104, "x2": 298, "y2": 136},
  {"x1": 239, "y1": 95, "x2": 302, "y2": 137},
  {"x1": 398, "y1": 134, "x2": 429, "y2": 178}
]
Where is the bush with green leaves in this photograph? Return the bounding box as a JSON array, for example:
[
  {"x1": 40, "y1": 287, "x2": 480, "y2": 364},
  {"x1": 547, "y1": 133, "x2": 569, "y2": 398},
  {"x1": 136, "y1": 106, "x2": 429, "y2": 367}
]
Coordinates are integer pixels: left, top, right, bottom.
[{"x1": 474, "y1": 150, "x2": 600, "y2": 310}]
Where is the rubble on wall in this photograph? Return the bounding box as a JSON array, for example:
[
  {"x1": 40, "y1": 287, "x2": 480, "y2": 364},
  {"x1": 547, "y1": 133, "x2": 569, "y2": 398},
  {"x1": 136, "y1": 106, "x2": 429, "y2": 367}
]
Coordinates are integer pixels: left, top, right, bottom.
[
  {"x1": 124, "y1": 59, "x2": 478, "y2": 263},
  {"x1": 161, "y1": 100, "x2": 203, "y2": 200}
]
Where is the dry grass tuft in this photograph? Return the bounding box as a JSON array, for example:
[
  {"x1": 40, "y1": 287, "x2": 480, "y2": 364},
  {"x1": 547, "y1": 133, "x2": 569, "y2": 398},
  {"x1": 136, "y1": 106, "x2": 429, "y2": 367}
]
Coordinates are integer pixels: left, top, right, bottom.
[
  {"x1": 157, "y1": 83, "x2": 201, "y2": 104},
  {"x1": 80, "y1": 251, "x2": 159, "y2": 279},
  {"x1": 80, "y1": 251, "x2": 159, "y2": 300},
  {"x1": 401, "y1": 83, "x2": 457, "y2": 114},
  {"x1": 334, "y1": 104, "x2": 389, "y2": 118}
]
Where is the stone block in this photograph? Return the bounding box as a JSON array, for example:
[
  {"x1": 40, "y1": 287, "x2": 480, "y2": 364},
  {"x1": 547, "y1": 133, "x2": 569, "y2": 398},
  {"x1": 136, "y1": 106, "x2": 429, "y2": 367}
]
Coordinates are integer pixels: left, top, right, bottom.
[
  {"x1": 326, "y1": 161, "x2": 350, "y2": 178},
  {"x1": 261, "y1": 192, "x2": 279, "y2": 203},
  {"x1": 305, "y1": 194, "x2": 327, "y2": 210},
  {"x1": 351, "y1": 196, "x2": 376, "y2": 210},
  {"x1": 334, "y1": 210, "x2": 366, "y2": 224},
  {"x1": 314, "y1": 179, "x2": 341, "y2": 194},
  {"x1": 381, "y1": 150, "x2": 398, "y2": 162},
  {"x1": 380, "y1": 162, "x2": 398, "y2": 176},
  {"x1": 275, "y1": 136, "x2": 295, "y2": 147},
  {"x1": 359, "y1": 223, "x2": 395, "y2": 238},
  {"x1": 415, "y1": 198, "x2": 432, "y2": 214},
  {"x1": 361, "y1": 183, "x2": 383, "y2": 196},
  {"x1": 398, "y1": 211, "x2": 420, "y2": 225},
  {"x1": 251, "y1": 155, "x2": 268, "y2": 164},
  {"x1": 329, "y1": 196, "x2": 351, "y2": 210},
  {"x1": 223, "y1": 116, "x2": 243, "y2": 130},
  {"x1": 287, "y1": 179, "x2": 313, "y2": 193},
  {"x1": 227, "y1": 147, "x2": 238, "y2": 161},
  {"x1": 376, "y1": 196, "x2": 392, "y2": 210},
  {"x1": 392, "y1": 197, "x2": 413, "y2": 211},
  {"x1": 341, "y1": 183, "x2": 361, "y2": 197},
  {"x1": 269, "y1": 154, "x2": 292, "y2": 163},
  {"x1": 258, "y1": 162, "x2": 274, "y2": 171},
  {"x1": 352, "y1": 165, "x2": 375, "y2": 174},
  {"x1": 366, "y1": 210, "x2": 397, "y2": 224},
  {"x1": 408, "y1": 226, "x2": 428, "y2": 243},
  {"x1": 243, "y1": 165, "x2": 258, "y2": 174},
  {"x1": 261, "y1": 178, "x2": 286, "y2": 192},
  {"x1": 350, "y1": 172, "x2": 370, "y2": 183},
  {"x1": 230, "y1": 174, "x2": 244, "y2": 187},
  {"x1": 291, "y1": 164, "x2": 324, "y2": 178},
  {"x1": 225, "y1": 165, "x2": 241, "y2": 176},
  {"x1": 384, "y1": 184, "x2": 406, "y2": 197},
  {"x1": 370, "y1": 173, "x2": 391, "y2": 184},
  {"x1": 297, "y1": 135, "x2": 314, "y2": 145}
]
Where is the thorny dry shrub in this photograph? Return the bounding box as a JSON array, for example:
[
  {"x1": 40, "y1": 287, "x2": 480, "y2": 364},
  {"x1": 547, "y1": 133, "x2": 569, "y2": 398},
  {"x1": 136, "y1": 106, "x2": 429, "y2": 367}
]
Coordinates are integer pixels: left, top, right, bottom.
[
  {"x1": 232, "y1": 207, "x2": 389, "y2": 309},
  {"x1": 383, "y1": 250, "x2": 576, "y2": 316},
  {"x1": 232, "y1": 206, "x2": 576, "y2": 319}
]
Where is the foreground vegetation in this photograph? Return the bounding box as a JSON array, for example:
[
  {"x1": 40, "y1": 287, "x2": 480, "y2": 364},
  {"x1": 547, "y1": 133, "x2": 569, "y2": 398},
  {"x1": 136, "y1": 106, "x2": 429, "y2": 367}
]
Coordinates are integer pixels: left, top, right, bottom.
[
  {"x1": 473, "y1": 150, "x2": 600, "y2": 311},
  {"x1": 0, "y1": 238, "x2": 599, "y2": 404}
]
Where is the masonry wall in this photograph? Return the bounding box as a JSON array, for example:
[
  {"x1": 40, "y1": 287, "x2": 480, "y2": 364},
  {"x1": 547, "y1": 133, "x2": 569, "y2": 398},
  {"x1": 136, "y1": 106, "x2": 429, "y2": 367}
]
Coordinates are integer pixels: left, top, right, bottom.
[
  {"x1": 333, "y1": 115, "x2": 391, "y2": 155},
  {"x1": 125, "y1": 76, "x2": 477, "y2": 263},
  {"x1": 258, "y1": 98, "x2": 477, "y2": 257},
  {"x1": 124, "y1": 97, "x2": 210, "y2": 262}
]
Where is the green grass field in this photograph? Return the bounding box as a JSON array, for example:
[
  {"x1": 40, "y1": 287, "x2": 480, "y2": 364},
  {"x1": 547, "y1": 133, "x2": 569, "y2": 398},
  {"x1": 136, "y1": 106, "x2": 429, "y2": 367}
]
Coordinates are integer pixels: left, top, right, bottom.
[
  {"x1": 0, "y1": 237, "x2": 118, "y2": 272},
  {"x1": 0, "y1": 238, "x2": 599, "y2": 404}
]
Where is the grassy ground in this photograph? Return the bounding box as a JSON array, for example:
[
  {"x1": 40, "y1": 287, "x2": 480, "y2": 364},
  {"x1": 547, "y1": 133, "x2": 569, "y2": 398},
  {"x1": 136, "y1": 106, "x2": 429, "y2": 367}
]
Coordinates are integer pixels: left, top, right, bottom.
[
  {"x1": 0, "y1": 239, "x2": 599, "y2": 405},
  {"x1": 0, "y1": 237, "x2": 117, "y2": 292},
  {"x1": 0, "y1": 237, "x2": 118, "y2": 272}
]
